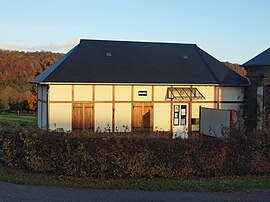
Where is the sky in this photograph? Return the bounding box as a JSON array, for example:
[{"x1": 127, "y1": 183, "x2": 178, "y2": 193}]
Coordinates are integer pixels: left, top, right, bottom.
[{"x1": 0, "y1": 0, "x2": 269, "y2": 64}]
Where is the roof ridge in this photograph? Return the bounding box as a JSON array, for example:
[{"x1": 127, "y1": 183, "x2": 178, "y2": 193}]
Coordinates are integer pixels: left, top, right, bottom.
[{"x1": 79, "y1": 39, "x2": 197, "y2": 46}]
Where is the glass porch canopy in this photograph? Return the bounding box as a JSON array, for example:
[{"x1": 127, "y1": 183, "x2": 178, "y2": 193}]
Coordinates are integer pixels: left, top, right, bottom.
[{"x1": 167, "y1": 87, "x2": 205, "y2": 100}]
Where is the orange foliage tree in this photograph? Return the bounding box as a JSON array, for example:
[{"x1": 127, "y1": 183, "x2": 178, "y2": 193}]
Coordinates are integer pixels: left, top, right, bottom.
[{"x1": 0, "y1": 49, "x2": 63, "y2": 112}]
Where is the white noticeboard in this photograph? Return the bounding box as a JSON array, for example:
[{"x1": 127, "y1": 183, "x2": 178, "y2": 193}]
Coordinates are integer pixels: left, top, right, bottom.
[{"x1": 200, "y1": 107, "x2": 231, "y2": 137}]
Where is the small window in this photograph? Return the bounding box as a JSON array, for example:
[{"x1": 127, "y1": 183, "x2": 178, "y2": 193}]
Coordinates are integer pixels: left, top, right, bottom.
[
  {"x1": 138, "y1": 91, "x2": 147, "y2": 96},
  {"x1": 173, "y1": 105, "x2": 180, "y2": 126},
  {"x1": 182, "y1": 55, "x2": 188, "y2": 59},
  {"x1": 105, "y1": 52, "x2": 112, "y2": 57},
  {"x1": 180, "y1": 105, "x2": 187, "y2": 125}
]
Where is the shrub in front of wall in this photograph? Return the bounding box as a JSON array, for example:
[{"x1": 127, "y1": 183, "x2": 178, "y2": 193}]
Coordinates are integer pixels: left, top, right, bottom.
[
  {"x1": 224, "y1": 128, "x2": 270, "y2": 176},
  {"x1": 0, "y1": 122, "x2": 269, "y2": 178}
]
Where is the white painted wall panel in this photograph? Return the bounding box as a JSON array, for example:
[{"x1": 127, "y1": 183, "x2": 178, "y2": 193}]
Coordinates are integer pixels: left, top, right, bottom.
[
  {"x1": 115, "y1": 86, "x2": 131, "y2": 101},
  {"x1": 74, "y1": 85, "x2": 92, "y2": 101},
  {"x1": 134, "y1": 86, "x2": 152, "y2": 101},
  {"x1": 154, "y1": 86, "x2": 168, "y2": 101},
  {"x1": 38, "y1": 85, "x2": 42, "y2": 100},
  {"x1": 49, "y1": 85, "x2": 72, "y2": 101},
  {"x1": 37, "y1": 101, "x2": 42, "y2": 128},
  {"x1": 95, "y1": 85, "x2": 112, "y2": 101},
  {"x1": 221, "y1": 87, "x2": 244, "y2": 101},
  {"x1": 192, "y1": 103, "x2": 217, "y2": 118},
  {"x1": 196, "y1": 86, "x2": 216, "y2": 101},
  {"x1": 42, "y1": 85, "x2": 48, "y2": 101},
  {"x1": 95, "y1": 103, "x2": 112, "y2": 132},
  {"x1": 115, "y1": 103, "x2": 132, "y2": 132},
  {"x1": 41, "y1": 103, "x2": 47, "y2": 129},
  {"x1": 49, "y1": 103, "x2": 72, "y2": 131},
  {"x1": 154, "y1": 103, "x2": 170, "y2": 131}
]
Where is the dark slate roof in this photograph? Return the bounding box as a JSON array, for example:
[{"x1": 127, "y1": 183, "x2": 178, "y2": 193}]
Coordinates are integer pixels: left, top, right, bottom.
[
  {"x1": 32, "y1": 47, "x2": 75, "y2": 83},
  {"x1": 33, "y1": 39, "x2": 249, "y2": 86},
  {"x1": 242, "y1": 47, "x2": 270, "y2": 67}
]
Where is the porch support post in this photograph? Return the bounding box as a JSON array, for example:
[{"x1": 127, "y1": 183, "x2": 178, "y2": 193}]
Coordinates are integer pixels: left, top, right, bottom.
[
  {"x1": 170, "y1": 85, "x2": 173, "y2": 135},
  {"x1": 217, "y1": 86, "x2": 221, "y2": 109},
  {"x1": 188, "y1": 85, "x2": 192, "y2": 137},
  {"x1": 112, "y1": 85, "x2": 115, "y2": 133}
]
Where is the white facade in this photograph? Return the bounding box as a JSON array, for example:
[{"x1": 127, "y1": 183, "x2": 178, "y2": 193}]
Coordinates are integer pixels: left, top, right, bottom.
[{"x1": 37, "y1": 84, "x2": 244, "y2": 136}]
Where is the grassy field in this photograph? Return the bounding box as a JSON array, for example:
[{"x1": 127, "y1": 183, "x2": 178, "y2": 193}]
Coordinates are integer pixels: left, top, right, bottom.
[
  {"x1": 0, "y1": 166, "x2": 269, "y2": 192},
  {"x1": 0, "y1": 112, "x2": 37, "y2": 127}
]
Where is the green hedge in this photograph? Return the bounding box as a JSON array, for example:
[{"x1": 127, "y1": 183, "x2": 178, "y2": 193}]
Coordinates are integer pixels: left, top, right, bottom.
[{"x1": 0, "y1": 122, "x2": 269, "y2": 179}]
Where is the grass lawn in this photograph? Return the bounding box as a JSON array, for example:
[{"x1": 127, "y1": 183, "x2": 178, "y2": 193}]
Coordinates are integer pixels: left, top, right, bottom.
[
  {"x1": 0, "y1": 112, "x2": 37, "y2": 127},
  {"x1": 0, "y1": 166, "x2": 269, "y2": 192}
]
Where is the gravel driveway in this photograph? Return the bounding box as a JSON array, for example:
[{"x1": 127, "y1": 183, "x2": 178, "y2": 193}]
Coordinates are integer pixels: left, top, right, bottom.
[{"x1": 0, "y1": 180, "x2": 269, "y2": 202}]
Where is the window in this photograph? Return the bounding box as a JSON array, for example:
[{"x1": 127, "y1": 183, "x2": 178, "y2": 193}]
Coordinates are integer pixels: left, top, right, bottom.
[
  {"x1": 138, "y1": 91, "x2": 147, "y2": 96},
  {"x1": 173, "y1": 105, "x2": 180, "y2": 126},
  {"x1": 180, "y1": 105, "x2": 187, "y2": 125}
]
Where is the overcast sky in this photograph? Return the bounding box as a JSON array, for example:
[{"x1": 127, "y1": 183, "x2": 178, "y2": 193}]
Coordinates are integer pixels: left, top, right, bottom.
[{"x1": 0, "y1": 0, "x2": 269, "y2": 64}]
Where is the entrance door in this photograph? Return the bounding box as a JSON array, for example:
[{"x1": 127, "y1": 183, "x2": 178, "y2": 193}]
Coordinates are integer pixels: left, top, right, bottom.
[
  {"x1": 133, "y1": 102, "x2": 153, "y2": 132},
  {"x1": 72, "y1": 103, "x2": 94, "y2": 131},
  {"x1": 172, "y1": 104, "x2": 188, "y2": 138}
]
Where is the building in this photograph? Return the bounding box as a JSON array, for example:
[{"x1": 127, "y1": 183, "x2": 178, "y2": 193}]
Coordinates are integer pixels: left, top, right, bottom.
[
  {"x1": 32, "y1": 39, "x2": 249, "y2": 137},
  {"x1": 242, "y1": 47, "x2": 270, "y2": 129}
]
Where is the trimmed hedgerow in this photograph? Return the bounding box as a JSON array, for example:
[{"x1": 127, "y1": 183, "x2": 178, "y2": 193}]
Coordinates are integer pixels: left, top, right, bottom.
[{"x1": 0, "y1": 122, "x2": 269, "y2": 179}]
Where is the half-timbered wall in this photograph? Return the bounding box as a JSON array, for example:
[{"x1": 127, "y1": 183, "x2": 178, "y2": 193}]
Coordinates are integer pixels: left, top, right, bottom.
[
  {"x1": 115, "y1": 103, "x2": 132, "y2": 132},
  {"x1": 49, "y1": 103, "x2": 72, "y2": 131},
  {"x1": 154, "y1": 103, "x2": 170, "y2": 131},
  {"x1": 42, "y1": 84, "x2": 244, "y2": 132},
  {"x1": 74, "y1": 85, "x2": 92, "y2": 101}
]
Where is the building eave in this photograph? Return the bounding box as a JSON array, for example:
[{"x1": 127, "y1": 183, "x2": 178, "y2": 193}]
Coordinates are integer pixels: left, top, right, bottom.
[{"x1": 37, "y1": 81, "x2": 249, "y2": 87}]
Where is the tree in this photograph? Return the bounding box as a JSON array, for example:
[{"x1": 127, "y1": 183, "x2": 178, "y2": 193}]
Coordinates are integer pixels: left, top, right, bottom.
[
  {"x1": 0, "y1": 94, "x2": 9, "y2": 112},
  {"x1": 0, "y1": 49, "x2": 63, "y2": 112},
  {"x1": 27, "y1": 83, "x2": 38, "y2": 111}
]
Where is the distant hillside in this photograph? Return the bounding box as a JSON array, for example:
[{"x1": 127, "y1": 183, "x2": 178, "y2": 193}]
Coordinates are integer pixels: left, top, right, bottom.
[
  {"x1": 0, "y1": 49, "x2": 63, "y2": 112},
  {"x1": 0, "y1": 49, "x2": 247, "y2": 112},
  {"x1": 223, "y1": 61, "x2": 246, "y2": 76}
]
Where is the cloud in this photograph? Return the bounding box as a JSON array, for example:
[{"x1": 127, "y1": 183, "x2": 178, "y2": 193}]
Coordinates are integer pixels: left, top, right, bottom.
[{"x1": 0, "y1": 38, "x2": 80, "y2": 52}]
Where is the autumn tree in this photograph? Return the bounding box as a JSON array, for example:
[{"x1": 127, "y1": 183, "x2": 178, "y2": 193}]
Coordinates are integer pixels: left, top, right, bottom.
[
  {"x1": 0, "y1": 49, "x2": 63, "y2": 112},
  {"x1": 27, "y1": 78, "x2": 38, "y2": 111},
  {"x1": 0, "y1": 94, "x2": 9, "y2": 112}
]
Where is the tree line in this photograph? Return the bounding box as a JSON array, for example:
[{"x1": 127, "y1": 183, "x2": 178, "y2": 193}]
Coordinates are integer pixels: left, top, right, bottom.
[
  {"x1": 0, "y1": 49, "x2": 63, "y2": 113},
  {"x1": 0, "y1": 49, "x2": 245, "y2": 113}
]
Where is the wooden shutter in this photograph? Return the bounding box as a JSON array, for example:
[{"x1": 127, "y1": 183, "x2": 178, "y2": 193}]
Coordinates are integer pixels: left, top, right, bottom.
[
  {"x1": 143, "y1": 103, "x2": 153, "y2": 132},
  {"x1": 72, "y1": 103, "x2": 93, "y2": 131},
  {"x1": 73, "y1": 103, "x2": 83, "y2": 129},
  {"x1": 84, "y1": 103, "x2": 94, "y2": 130},
  {"x1": 133, "y1": 102, "x2": 143, "y2": 132},
  {"x1": 133, "y1": 102, "x2": 153, "y2": 132}
]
